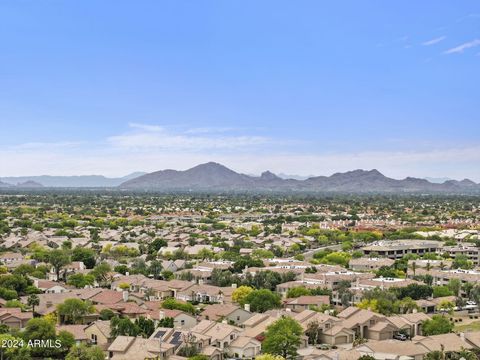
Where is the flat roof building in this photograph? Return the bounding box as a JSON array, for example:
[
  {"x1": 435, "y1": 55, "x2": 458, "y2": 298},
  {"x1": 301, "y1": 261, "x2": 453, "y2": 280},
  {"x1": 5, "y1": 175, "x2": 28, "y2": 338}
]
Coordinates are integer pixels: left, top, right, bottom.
[{"x1": 362, "y1": 240, "x2": 441, "y2": 259}]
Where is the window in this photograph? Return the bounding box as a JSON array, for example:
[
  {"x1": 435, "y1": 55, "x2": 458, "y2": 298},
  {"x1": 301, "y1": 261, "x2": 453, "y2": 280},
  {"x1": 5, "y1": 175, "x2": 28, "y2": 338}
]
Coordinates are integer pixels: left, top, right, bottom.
[
  {"x1": 91, "y1": 334, "x2": 97, "y2": 344},
  {"x1": 181, "y1": 320, "x2": 185, "y2": 325}
]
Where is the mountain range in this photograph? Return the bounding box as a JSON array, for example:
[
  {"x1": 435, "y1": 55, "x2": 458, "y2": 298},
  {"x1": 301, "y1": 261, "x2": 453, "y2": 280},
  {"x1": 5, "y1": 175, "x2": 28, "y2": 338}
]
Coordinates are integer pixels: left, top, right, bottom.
[
  {"x1": 1, "y1": 163, "x2": 479, "y2": 193},
  {"x1": 0, "y1": 172, "x2": 145, "y2": 188},
  {"x1": 119, "y1": 162, "x2": 480, "y2": 194}
]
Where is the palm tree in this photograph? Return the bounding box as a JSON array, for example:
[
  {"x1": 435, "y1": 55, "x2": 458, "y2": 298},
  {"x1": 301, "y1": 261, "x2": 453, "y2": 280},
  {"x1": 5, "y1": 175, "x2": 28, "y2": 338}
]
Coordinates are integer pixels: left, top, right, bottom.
[
  {"x1": 462, "y1": 282, "x2": 474, "y2": 300},
  {"x1": 426, "y1": 261, "x2": 431, "y2": 272},
  {"x1": 424, "y1": 351, "x2": 444, "y2": 360},
  {"x1": 455, "y1": 347, "x2": 477, "y2": 360},
  {"x1": 27, "y1": 294, "x2": 40, "y2": 315},
  {"x1": 410, "y1": 261, "x2": 417, "y2": 277},
  {"x1": 424, "y1": 345, "x2": 445, "y2": 360}
]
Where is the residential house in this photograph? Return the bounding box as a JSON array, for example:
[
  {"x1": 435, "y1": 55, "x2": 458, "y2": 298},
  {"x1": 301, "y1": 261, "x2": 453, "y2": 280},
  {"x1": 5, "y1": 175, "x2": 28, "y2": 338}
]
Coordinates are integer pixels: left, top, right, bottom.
[
  {"x1": 201, "y1": 304, "x2": 253, "y2": 325},
  {"x1": 0, "y1": 308, "x2": 32, "y2": 329},
  {"x1": 285, "y1": 295, "x2": 330, "y2": 312},
  {"x1": 56, "y1": 324, "x2": 89, "y2": 345},
  {"x1": 356, "y1": 339, "x2": 428, "y2": 360},
  {"x1": 228, "y1": 336, "x2": 261, "y2": 358},
  {"x1": 191, "y1": 320, "x2": 242, "y2": 351},
  {"x1": 107, "y1": 336, "x2": 176, "y2": 360},
  {"x1": 349, "y1": 257, "x2": 395, "y2": 272},
  {"x1": 151, "y1": 309, "x2": 197, "y2": 329},
  {"x1": 84, "y1": 320, "x2": 114, "y2": 352}
]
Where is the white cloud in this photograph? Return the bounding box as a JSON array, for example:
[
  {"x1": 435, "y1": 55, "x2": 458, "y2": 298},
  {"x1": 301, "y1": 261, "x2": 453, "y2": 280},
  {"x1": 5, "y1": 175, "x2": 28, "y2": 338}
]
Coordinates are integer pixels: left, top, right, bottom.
[
  {"x1": 422, "y1": 36, "x2": 446, "y2": 46},
  {"x1": 107, "y1": 124, "x2": 269, "y2": 151},
  {"x1": 128, "y1": 122, "x2": 164, "y2": 132},
  {"x1": 184, "y1": 127, "x2": 238, "y2": 134},
  {"x1": 11, "y1": 141, "x2": 84, "y2": 151},
  {"x1": 1, "y1": 123, "x2": 480, "y2": 181},
  {"x1": 444, "y1": 39, "x2": 480, "y2": 54}
]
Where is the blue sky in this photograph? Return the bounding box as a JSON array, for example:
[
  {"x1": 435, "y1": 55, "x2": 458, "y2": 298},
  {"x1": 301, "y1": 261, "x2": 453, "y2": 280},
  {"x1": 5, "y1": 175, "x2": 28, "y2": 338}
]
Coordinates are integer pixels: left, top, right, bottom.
[{"x1": 1, "y1": 1, "x2": 479, "y2": 180}]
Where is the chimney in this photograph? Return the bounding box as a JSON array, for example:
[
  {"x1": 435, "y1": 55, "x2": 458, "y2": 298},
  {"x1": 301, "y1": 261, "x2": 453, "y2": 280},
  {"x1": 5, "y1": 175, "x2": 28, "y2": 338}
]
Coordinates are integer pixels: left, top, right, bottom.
[
  {"x1": 231, "y1": 283, "x2": 237, "y2": 289},
  {"x1": 159, "y1": 310, "x2": 165, "y2": 320},
  {"x1": 244, "y1": 304, "x2": 251, "y2": 312},
  {"x1": 460, "y1": 332, "x2": 465, "y2": 342},
  {"x1": 125, "y1": 272, "x2": 129, "y2": 276},
  {"x1": 122, "y1": 290, "x2": 129, "y2": 302},
  {"x1": 198, "y1": 279, "x2": 204, "y2": 285}
]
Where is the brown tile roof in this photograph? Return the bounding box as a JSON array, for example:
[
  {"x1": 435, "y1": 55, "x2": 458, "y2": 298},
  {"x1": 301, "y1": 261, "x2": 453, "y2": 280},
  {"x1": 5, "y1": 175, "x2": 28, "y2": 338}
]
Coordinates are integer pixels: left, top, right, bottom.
[
  {"x1": 56, "y1": 324, "x2": 88, "y2": 341},
  {"x1": 90, "y1": 290, "x2": 125, "y2": 304}
]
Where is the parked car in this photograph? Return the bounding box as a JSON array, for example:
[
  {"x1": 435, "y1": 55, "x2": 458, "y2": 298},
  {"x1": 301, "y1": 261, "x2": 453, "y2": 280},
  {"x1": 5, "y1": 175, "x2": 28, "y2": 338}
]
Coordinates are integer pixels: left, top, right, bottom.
[{"x1": 393, "y1": 333, "x2": 408, "y2": 341}]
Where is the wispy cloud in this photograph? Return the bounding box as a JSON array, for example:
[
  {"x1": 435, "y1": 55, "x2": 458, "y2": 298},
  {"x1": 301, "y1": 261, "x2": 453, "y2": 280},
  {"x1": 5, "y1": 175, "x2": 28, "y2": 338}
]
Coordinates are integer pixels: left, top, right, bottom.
[
  {"x1": 184, "y1": 127, "x2": 238, "y2": 134},
  {"x1": 128, "y1": 122, "x2": 164, "y2": 132},
  {"x1": 107, "y1": 123, "x2": 269, "y2": 151},
  {"x1": 444, "y1": 39, "x2": 480, "y2": 54},
  {"x1": 12, "y1": 141, "x2": 84, "y2": 151},
  {"x1": 422, "y1": 36, "x2": 446, "y2": 46}
]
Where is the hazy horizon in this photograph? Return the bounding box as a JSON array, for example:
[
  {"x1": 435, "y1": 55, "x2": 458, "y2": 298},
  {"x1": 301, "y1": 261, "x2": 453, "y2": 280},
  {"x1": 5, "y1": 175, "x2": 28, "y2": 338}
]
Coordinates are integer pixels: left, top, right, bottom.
[
  {"x1": 0, "y1": 162, "x2": 475, "y2": 184},
  {"x1": 1, "y1": 2, "x2": 479, "y2": 180}
]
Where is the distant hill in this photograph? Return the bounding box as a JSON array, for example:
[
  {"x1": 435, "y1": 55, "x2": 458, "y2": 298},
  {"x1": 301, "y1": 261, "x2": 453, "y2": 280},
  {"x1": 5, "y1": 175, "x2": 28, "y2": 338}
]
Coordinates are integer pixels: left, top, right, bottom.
[
  {"x1": 0, "y1": 180, "x2": 13, "y2": 188},
  {"x1": 119, "y1": 162, "x2": 480, "y2": 193},
  {"x1": 424, "y1": 177, "x2": 453, "y2": 184},
  {"x1": 0, "y1": 172, "x2": 146, "y2": 188},
  {"x1": 16, "y1": 181, "x2": 44, "y2": 188}
]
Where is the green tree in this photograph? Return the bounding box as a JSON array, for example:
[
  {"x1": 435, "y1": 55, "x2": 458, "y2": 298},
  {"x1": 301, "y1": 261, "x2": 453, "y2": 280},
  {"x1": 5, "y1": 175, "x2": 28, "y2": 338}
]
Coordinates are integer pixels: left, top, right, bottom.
[
  {"x1": 232, "y1": 285, "x2": 254, "y2": 305},
  {"x1": 358, "y1": 356, "x2": 376, "y2": 360},
  {"x1": 91, "y1": 262, "x2": 112, "y2": 287},
  {"x1": 244, "y1": 289, "x2": 281, "y2": 313},
  {"x1": 148, "y1": 260, "x2": 163, "y2": 279},
  {"x1": 48, "y1": 249, "x2": 71, "y2": 281},
  {"x1": 436, "y1": 300, "x2": 455, "y2": 315},
  {"x1": 452, "y1": 254, "x2": 473, "y2": 270},
  {"x1": 230, "y1": 257, "x2": 264, "y2": 273},
  {"x1": 99, "y1": 308, "x2": 115, "y2": 320},
  {"x1": 66, "y1": 344, "x2": 105, "y2": 360},
  {"x1": 255, "y1": 355, "x2": 285, "y2": 360},
  {"x1": 188, "y1": 356, "x2": 210, "y2": 360},
  {"x1": 110, "y1": 316, "x2": 140, "y2": 337},
  {"x1": 0, "y1": 333, "x2": 31, "y2": 360},
  {"x1": 422, "y1": 315, "x2": 453, "y2": 336},
  {"x1": 305, "y1": 320, "x2": 322, "y2": 345},
  {"x1": 447, "y1": 278, "x2": 461, "y2": 297},
  {"x1": 423, "y1": 351, "x2": 444, "y2": 360},
  {"x1": 433, "y1": 286, "x2": 454, "y2": 298},
  {"x1": 22, "y1": 317, "x2": 58, "y2": 358},
  {"x1": 57, "y1": 299, "x2": 95, "y2": 324},
  {"x1": 162, "y1": 298, "x2": 196, "y2": 315},
  {"x1": 262, "y1": 316, "x2": 303, "y2": 359},
  {"x1": 57, "y1": 330, "x2": 76, "y2": 357},
  {"x1": 71, "y1": 247, "x2": 96, "y2": 269},
  {"x1": 135, "y1": 316, "x2": 155, "y2": 337},
  {"x1": 158, "y1": 317, "x2": 175, "y2": 328},
  {"x1": 67, "y1": 273, "x2": 95, "y2": 288},
  {"x1": 286, "y1": 287, "x2": 311, "y2": 298}
]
